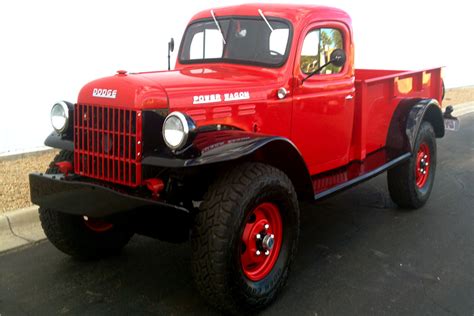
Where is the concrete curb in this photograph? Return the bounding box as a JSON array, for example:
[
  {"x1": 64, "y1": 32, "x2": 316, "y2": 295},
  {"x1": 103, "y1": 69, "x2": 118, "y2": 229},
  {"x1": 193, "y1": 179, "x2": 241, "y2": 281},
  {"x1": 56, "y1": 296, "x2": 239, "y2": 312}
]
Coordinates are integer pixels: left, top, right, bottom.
[
  {"x1": 0, "y1": 148, "x2": 55, "y2": 162},
  {"x1": 0, "y1": 206, "x2": 45, "y2": 254}
]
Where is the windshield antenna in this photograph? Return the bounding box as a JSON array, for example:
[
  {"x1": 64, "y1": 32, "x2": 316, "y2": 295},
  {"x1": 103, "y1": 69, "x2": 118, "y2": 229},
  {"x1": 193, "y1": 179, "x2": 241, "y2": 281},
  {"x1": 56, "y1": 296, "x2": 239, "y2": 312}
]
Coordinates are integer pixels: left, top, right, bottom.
[
  {"x1": 210, "y1": 10, "x2": 226, "y2": 45},
  {"x1": 258, "y1": 9, "x2": 274, "y2": 32}
]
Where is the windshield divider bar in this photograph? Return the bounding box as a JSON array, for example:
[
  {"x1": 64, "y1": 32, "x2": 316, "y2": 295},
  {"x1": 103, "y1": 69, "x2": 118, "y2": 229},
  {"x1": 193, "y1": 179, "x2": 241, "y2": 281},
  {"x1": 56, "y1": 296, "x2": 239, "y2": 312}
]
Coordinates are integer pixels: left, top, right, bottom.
[
  {"x1": 210, "y1": 10, "x2": 226, "y2": 45},
  {"x1": 258, "y1": 9, "x2": 274, "y2": 32}
]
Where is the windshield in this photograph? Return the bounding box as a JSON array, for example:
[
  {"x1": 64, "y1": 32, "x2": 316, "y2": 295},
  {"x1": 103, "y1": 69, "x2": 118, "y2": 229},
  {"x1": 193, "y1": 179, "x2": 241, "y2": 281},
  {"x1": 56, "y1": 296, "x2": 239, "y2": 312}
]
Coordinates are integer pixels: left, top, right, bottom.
[{"x1": 179, "y1": 17, "x2": 292, "y2": 67}]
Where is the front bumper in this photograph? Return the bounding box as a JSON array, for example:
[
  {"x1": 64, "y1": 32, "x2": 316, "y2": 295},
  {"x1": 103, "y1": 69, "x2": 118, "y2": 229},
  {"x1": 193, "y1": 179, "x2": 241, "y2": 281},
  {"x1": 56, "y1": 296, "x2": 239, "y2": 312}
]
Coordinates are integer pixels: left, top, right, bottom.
[{"x1": 29, "y1": 173, "x2": 188, "y2": 217}]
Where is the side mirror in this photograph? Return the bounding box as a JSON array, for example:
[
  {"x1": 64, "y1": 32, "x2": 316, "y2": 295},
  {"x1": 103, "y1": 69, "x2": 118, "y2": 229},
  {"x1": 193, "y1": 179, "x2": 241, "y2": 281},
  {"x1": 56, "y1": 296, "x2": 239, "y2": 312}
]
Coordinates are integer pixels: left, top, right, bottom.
[
  {"x1": 168, "y1": 38, "x2": 175, "y2": 71},
  {"x1": 168, "y1": 38, "x2": 175, "y2": 53},
  {"x1": 330, "y1": 48, "x2": 346, "y2": 68},
  {"x1": 302, "y1": 48, "x2": 347, "y2": 83}
]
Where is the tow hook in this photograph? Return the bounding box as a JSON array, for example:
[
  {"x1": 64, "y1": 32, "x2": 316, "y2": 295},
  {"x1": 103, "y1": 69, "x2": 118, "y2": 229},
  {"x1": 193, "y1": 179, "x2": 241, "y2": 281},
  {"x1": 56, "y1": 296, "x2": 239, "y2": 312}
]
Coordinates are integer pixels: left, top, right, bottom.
[
  {"x1": 443, "y1": 105, "x2": 460, "y2": 132},
  {"x1": 144, "y1": 178, "x2": 165, "y2": 198},
  {"x1": 55, "y1": 161, "x2": 73, "y2": 176}
]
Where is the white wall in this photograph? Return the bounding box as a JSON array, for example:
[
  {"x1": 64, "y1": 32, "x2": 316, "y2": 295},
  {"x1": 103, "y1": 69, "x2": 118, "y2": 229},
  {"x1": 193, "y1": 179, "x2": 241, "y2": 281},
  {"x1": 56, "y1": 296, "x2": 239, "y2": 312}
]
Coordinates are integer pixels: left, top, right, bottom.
[{"x1": 1, "y1": 0, "x2": 472, "y2": 153}]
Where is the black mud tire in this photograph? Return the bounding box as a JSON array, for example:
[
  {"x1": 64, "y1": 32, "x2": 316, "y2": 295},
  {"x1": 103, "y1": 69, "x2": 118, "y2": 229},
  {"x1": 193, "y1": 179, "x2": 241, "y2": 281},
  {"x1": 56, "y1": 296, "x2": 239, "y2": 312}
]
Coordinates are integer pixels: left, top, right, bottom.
[
  {"x1": 191, "y1": 163, "x2": 300, "y2": 314},
  {"x1": 387, "y1": 122, "x2": 437, "y2": 209},
  {"x1": 39, "y1": 150, "x2": 133, "y2": 259}
]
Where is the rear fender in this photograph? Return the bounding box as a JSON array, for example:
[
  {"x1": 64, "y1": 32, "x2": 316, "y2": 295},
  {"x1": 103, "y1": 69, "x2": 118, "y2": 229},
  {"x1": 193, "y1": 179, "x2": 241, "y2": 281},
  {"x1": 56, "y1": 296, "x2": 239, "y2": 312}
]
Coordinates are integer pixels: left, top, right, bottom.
[
  {"x1": 386, "y1": 98, "x2": 444, "y2": 153},
  {"x1": 141, "y1": 130, "x2": 314, "y2": 200}
]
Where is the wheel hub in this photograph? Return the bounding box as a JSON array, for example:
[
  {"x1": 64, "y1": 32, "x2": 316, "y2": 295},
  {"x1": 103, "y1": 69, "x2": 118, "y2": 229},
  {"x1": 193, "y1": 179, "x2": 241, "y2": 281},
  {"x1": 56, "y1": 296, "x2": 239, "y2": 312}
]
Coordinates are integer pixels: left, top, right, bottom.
[
  {"x1": 415, "y1": 143, "x2": 431, "y2": 188},
  {"x1": 240, "y1": 202, "x2": 283, "y2": 281},
  {"x1": 262, "y1": 234, "x2": 275, "y2": 251}
]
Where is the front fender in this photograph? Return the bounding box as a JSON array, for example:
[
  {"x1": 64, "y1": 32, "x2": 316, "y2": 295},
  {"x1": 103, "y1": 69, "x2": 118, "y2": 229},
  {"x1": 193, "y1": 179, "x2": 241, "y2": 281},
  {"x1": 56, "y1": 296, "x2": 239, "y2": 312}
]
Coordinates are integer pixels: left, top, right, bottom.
[
  {"x1": 44, "y1": 132, "x2": 74, "y2": 151},
  {"x1": 142, "y1": 130, "x2": 292, "y2": 167},
  {"x1": 141, "y1": 130, "x2": 314, "y2": 200}
]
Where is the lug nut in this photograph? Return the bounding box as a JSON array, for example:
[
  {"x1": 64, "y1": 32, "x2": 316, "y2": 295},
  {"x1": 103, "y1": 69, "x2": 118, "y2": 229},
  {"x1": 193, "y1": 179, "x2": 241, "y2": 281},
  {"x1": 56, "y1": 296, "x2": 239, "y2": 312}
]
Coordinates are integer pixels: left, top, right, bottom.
[
  {"x1": 270, "y1": 234, "x2": 274, "y2": 238},
  {"x1": 83, "y1": 216, "x2": 89, "y2": 221},
  {"x1": 256, "y1": 234, "x2": 261, "y2": 240},
  {"x1": 264, "y1": 224, "x2": 269, "y2": 230},
  {"x1": 256, "y1": 250, "x2": 261, "y2": 256},
  {"x1": 423, "y1": 171, "x2": 427, "y2": 174},
  {"x1": 265, "y1": 250, "x2": 270, "y2": 256},
  {"x1": 425, "y1": 162, "x2": 429, "y2": 166},
  {"x1": 424, "y1": 155, "x2": 428, "y2": 159}
]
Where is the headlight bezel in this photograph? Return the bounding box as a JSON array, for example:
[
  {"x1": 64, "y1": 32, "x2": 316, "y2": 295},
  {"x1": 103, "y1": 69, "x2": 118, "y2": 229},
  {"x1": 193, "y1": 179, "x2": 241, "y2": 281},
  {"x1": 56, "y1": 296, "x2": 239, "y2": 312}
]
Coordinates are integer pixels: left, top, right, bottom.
[
  {"x1": 162, "y1": 111, "x2": 196, "y2": 151},
  {"x1": 50, "y1": 101, "x2": 70, "y2": 133}
]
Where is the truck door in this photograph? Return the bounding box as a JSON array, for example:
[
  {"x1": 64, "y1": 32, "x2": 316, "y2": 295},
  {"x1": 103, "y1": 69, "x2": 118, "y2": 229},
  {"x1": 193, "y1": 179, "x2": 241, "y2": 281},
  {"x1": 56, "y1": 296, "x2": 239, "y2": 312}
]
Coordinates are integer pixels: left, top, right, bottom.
[{"x1": 292, "y1": 22, "x2": 355, "y2": 175}]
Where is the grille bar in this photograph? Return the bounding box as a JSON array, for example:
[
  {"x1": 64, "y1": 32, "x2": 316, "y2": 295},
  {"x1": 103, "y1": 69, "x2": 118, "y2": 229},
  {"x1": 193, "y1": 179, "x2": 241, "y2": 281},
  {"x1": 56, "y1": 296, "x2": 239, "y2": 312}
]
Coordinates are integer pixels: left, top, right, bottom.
[{"x1": 74, "y1": 104, "x2": 142, "y2": 187}]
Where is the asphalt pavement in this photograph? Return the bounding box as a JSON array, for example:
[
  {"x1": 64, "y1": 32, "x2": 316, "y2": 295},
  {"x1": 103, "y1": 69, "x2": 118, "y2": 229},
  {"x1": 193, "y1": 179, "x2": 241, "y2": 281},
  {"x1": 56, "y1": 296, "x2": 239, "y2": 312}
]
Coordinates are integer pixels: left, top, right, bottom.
[{"x1": 1, "y1": 114, "x2": 473, "y2": 316}]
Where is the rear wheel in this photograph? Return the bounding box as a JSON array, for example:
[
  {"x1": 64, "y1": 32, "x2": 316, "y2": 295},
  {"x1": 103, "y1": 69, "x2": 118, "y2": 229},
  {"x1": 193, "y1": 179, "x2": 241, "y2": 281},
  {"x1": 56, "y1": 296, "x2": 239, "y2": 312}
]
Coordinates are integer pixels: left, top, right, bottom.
[
  {"x1": 191, "y1": 163, "x2": 299, "y2": 314},
  {"x1": 39, "y1": 150, "x2": 133, "y2": 259},
  {"x1": 387, "y1": 122, "x2": 437, "y2": 209}
]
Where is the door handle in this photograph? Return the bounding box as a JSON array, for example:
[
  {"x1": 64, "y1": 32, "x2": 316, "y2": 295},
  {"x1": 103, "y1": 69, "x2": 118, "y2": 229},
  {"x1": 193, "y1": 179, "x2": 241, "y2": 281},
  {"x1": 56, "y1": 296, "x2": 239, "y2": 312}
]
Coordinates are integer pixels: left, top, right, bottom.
[{"x1": 345, "y1": 95, "x2": 353, "y2": 100}]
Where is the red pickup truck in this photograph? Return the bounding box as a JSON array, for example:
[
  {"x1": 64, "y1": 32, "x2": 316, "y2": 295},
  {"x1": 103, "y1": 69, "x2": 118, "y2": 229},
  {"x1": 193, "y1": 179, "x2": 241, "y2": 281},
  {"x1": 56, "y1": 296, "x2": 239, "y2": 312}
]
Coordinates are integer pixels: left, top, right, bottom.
[{"x1": 29, "y1": 4, "x2": 454, "y2": 314}]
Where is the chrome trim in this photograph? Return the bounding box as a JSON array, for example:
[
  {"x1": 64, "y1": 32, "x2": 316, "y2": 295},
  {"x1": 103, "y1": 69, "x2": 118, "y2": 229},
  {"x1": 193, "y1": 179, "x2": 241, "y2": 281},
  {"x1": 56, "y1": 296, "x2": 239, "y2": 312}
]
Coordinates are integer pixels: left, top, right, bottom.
[
  {"x1": 277, "y1": 87, "x2": 288, "y2": 99},
  {"x1": 162, "y1": 111, "x2": 196, "y2": 151},
  {"x1": 50, "y1": 101, "x2": 70, "y2": 133}
]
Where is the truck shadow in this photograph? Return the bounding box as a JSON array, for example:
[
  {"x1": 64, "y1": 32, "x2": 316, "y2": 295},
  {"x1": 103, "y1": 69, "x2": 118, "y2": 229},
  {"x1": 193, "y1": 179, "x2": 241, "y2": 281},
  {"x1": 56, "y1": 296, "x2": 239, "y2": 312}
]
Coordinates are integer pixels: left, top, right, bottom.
[
  {"x1": 22, "y1": 175, "x2": 407, "y2": 315},
  {"x1": 94, "y1": 178, "x2": 396, "y2": 312}
]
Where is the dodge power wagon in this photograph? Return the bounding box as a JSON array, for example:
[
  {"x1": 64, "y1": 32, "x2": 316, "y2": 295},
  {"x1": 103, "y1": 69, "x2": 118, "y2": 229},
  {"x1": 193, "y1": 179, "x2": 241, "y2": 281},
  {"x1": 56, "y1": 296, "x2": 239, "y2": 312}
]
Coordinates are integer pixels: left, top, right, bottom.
[{"x1": 29, "y1": 4, "x2": 454, "y2": 314}]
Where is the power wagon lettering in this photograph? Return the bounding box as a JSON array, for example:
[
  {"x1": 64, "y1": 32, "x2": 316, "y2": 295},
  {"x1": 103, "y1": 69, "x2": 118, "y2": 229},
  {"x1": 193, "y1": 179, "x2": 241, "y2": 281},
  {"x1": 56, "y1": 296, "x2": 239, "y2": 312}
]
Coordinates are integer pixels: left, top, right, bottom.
[
  {"x1": 93, "y1": 88, "x2": 117, "y2": 99},
  {"x1": 193, "y1": 91, "x2": 250, "y2": 104},
  {"x1": 193, "y1": 94, "x2": 222, "y2": 104}
]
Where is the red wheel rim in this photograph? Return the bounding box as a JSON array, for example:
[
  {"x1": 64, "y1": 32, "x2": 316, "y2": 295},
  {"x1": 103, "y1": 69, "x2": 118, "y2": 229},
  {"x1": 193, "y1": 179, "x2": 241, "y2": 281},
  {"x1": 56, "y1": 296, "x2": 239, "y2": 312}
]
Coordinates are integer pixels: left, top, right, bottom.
[
  {"x1": 240, "y1": 202, "x2": 283, "y2": 281},
  {"x1": 83, "y1": 216, "x2": 113, "y2": 233},
  {"x1": 415, "y1": 143, "x2": 430, "y2": 188}
]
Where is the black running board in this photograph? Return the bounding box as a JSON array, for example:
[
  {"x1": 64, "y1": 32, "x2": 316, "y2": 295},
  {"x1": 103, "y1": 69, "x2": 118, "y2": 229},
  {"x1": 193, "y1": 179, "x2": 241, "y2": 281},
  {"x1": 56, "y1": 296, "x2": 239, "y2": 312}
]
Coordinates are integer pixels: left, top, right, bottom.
[{"x1": 313, "y1": 150, "x2": 411, "y2": 201}]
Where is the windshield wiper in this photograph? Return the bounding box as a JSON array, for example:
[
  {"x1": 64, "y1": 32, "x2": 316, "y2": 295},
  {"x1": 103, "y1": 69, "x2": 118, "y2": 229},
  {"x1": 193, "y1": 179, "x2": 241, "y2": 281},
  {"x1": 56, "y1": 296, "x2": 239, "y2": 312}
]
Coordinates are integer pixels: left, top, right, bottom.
[
  {"x1": 258, "y1": 9, "x2": 274, "y2": 32},
  {"x1": 210, "y1": 10, "x2": 226, "y2": 44}
]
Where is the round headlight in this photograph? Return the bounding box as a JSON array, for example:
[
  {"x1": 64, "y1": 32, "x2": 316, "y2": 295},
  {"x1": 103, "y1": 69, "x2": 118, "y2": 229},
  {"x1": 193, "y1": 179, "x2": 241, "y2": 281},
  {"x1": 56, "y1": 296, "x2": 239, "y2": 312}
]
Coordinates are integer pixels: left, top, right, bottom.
[
  {"x1": 163, "y1": 112, "x2": 195, "y2": 150},
  {"x1": 50, "y1": 101, "x2": 69, "y2": 133}
]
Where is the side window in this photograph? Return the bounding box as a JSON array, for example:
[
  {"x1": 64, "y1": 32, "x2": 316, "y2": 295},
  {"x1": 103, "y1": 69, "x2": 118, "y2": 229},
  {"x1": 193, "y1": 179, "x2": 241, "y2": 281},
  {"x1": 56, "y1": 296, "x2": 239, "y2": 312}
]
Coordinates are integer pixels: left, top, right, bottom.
[{"x1": 300, "y1": 28, "x2": 344, "y2": 75}]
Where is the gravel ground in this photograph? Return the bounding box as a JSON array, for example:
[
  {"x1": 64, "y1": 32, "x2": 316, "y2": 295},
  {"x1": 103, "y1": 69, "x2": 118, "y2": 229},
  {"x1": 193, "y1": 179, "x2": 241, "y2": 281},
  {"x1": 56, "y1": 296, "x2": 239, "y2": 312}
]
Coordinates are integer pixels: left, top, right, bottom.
[
  {"x1": 0, "y1": 150, "x2": 58, "y2": 213},
  {"x1": 444, "y1": 86, "x2": 474, "y2": 105},
  {"x1": 0, "y1": 86, "x2": 473, "y2": 213}
]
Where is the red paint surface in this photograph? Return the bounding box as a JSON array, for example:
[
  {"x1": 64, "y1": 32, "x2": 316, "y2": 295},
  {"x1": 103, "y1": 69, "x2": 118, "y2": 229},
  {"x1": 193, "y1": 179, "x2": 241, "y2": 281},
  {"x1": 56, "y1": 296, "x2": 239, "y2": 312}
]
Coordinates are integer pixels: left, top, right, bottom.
[{"x1": 75, "y1": 4, "x2": 443, "y2": 185}]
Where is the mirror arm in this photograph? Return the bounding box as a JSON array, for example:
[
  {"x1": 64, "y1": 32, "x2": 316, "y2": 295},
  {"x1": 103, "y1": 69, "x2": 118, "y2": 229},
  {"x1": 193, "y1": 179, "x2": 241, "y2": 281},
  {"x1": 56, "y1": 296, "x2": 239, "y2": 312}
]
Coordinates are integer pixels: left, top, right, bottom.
[{"x1": 302, "y1": 60, "x2": 332, "y2": 84}]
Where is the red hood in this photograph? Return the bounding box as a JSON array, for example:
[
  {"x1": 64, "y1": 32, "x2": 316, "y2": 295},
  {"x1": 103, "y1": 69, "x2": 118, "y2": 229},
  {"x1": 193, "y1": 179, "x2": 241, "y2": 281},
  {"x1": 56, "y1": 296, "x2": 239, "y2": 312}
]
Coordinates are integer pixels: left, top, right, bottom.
[{"x1": 78, "y1": 64, "x2": 283, "y2": 111}]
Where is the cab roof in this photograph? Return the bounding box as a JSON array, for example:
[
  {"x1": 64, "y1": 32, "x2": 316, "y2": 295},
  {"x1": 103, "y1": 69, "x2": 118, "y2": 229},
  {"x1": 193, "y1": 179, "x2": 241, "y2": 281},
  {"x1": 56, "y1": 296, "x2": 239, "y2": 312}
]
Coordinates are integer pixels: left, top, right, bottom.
[{"x1": 190, "y1": 3, "x2": 351, "y2": 27}]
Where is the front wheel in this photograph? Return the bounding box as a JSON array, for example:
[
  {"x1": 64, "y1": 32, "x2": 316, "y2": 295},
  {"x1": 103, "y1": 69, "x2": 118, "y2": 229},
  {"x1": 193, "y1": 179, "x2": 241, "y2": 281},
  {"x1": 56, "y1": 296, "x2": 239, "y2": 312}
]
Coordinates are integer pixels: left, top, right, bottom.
[
  {"x1": 40, "y1": 209, "x2": 133, "y2": 259},
  {"x1": 39, "y1": 150, "x2": 133, "y2": 259},
  {"x1": 191, "y1": 163, "x2": 300, "y2": 314},
  {"x1": 387, "y1": 121, "x2": 437, "y2": 209}
]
